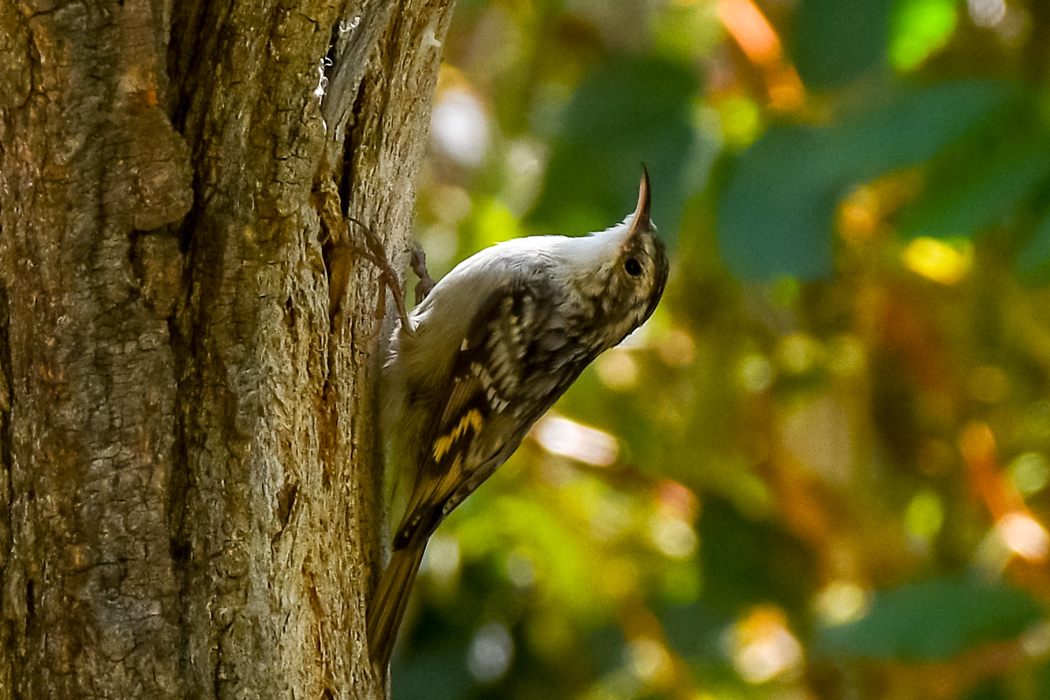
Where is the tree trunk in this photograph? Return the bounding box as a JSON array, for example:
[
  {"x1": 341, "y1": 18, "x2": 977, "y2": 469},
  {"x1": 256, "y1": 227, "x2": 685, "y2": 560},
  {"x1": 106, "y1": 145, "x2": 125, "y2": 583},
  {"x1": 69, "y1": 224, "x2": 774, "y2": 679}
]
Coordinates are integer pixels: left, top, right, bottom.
[{"x1": 0, "y1": 0, "x2": 452, "y2": 697}]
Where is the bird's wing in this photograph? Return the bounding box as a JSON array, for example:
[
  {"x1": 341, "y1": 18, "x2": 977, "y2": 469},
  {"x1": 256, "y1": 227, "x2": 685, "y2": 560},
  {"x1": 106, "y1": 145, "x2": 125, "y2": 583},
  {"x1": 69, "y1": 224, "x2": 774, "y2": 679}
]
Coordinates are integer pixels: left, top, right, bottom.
[{"x1": 392, "y1": 276, "x2": 589, "y2": 549}]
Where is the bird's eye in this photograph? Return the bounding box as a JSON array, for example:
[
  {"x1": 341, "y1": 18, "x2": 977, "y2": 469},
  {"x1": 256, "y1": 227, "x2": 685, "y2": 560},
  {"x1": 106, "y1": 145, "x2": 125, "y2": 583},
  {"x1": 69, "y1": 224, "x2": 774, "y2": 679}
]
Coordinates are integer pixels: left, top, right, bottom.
[{"x1": 624, "y1": 258, "x2": 642, "y2": 276}]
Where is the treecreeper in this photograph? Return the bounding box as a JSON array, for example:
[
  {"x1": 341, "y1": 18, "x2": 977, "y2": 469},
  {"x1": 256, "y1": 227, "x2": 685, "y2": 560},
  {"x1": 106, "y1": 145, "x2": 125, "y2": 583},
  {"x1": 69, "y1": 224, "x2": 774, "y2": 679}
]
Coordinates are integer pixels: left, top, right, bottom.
[{"x1": 368, "y1": 168, "x2": 670, "y2": 670}]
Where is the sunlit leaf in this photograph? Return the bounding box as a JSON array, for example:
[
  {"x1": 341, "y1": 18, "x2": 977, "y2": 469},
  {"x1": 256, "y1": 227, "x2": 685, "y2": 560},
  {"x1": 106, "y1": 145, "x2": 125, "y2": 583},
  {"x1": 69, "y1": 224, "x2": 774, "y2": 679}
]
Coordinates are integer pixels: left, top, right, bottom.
[
  {"x1": 818, "y1": 574, "x2": 1043, "y2": 660},
  {"x1": 717, "y1": 80, "x2": 1015, "y2": 280},
  {"x1": 890, "y1": 0, "x2": 958, "y2": 71}
]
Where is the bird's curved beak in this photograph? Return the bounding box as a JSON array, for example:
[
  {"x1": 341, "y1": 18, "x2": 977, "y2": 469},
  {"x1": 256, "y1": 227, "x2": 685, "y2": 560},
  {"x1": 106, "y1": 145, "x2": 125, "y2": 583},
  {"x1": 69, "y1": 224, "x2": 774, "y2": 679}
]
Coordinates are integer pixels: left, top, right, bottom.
[{"x1": 628, "y1": 165, "x2": 652, "y2": 237}]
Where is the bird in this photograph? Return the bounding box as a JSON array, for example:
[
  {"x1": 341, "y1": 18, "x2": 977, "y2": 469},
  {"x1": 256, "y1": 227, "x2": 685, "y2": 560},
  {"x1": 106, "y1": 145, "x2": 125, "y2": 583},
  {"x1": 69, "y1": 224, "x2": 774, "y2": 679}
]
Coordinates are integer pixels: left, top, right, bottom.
[{"x1": 367, "y1": 167, "x2": 669, "y2": 670}]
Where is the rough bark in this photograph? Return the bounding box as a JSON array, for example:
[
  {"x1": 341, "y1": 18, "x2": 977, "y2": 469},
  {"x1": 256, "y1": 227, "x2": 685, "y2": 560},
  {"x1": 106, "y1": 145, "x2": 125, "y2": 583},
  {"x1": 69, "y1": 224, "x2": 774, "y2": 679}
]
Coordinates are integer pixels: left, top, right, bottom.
[{"x1": 0, "y1": 0, "x2": 452, "y2": 697}]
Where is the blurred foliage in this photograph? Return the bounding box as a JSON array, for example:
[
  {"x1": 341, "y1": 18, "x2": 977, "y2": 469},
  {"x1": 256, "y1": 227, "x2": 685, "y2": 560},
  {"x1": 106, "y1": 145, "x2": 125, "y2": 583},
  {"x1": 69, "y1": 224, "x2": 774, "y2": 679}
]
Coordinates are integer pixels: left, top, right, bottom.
[
  {"x1": 719, "y1": 80, "x2": 1018, "y2": 279},
  {"x1": 398, "y1": 0, "x2": 1050, "y2": 698}
]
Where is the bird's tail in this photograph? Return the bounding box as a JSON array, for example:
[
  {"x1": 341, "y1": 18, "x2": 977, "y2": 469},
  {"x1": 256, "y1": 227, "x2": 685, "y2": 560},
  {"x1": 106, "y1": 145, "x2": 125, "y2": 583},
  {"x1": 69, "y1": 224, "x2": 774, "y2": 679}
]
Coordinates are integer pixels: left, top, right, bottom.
[{"x1": 367, "y1": 543, "x2": 427, "y2": 670}]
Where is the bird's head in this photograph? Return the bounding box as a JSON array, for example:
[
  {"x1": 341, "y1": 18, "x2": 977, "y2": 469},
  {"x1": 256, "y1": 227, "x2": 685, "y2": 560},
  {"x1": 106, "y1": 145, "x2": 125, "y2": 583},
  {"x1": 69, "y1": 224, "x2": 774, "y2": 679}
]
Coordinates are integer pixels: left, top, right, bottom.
[{"x1": 565, "y1": 166, "x2": 669, "y2": 348}]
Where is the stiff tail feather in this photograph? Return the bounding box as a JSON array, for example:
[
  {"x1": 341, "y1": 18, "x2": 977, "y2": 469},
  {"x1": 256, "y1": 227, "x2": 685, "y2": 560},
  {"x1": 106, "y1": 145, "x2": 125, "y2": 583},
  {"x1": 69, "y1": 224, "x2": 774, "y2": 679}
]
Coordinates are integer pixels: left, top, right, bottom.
[{"x1": 367, "y1": 543, "x2": 427, "y2": 670}]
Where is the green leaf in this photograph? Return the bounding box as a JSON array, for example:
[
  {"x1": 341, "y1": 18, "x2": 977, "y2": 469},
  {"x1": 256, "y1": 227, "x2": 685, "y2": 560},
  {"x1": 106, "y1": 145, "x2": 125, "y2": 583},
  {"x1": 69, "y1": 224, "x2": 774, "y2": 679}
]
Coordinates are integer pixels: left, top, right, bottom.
[
  {"x1": 529, "y1": 55, "x2": 702, "y2": 244},
  {"x1": 898, "y1": 138, "x2": 1050, "y2": 241},
  {"x1": 792, "y1": 0, "x2": 894, "y2": 88},
  {"x1": 717, "y1": 80, "x2": 1015, "y2": 280},
  {"x1": 394, "y1": 647, "x2": 473, "y2": 700},
  {"x1": 1016, "y1": 209, "x2": 1050, "y2": 284},
  {"x1": 698, "y1": 498, "x2": 816, "y2": 618},
  {"x1": 890, "y1": 0, "x2": 959, "y2": 71},
  {"x1": 1035, "y1": 659, "x2": 1050, "y2": 700},
  {"x1": 818, "y1": 573, "x2": 1043, "y2": 660},
  {"x1": 659, "y1": 601, "x2": 732, "y2": 661}
]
